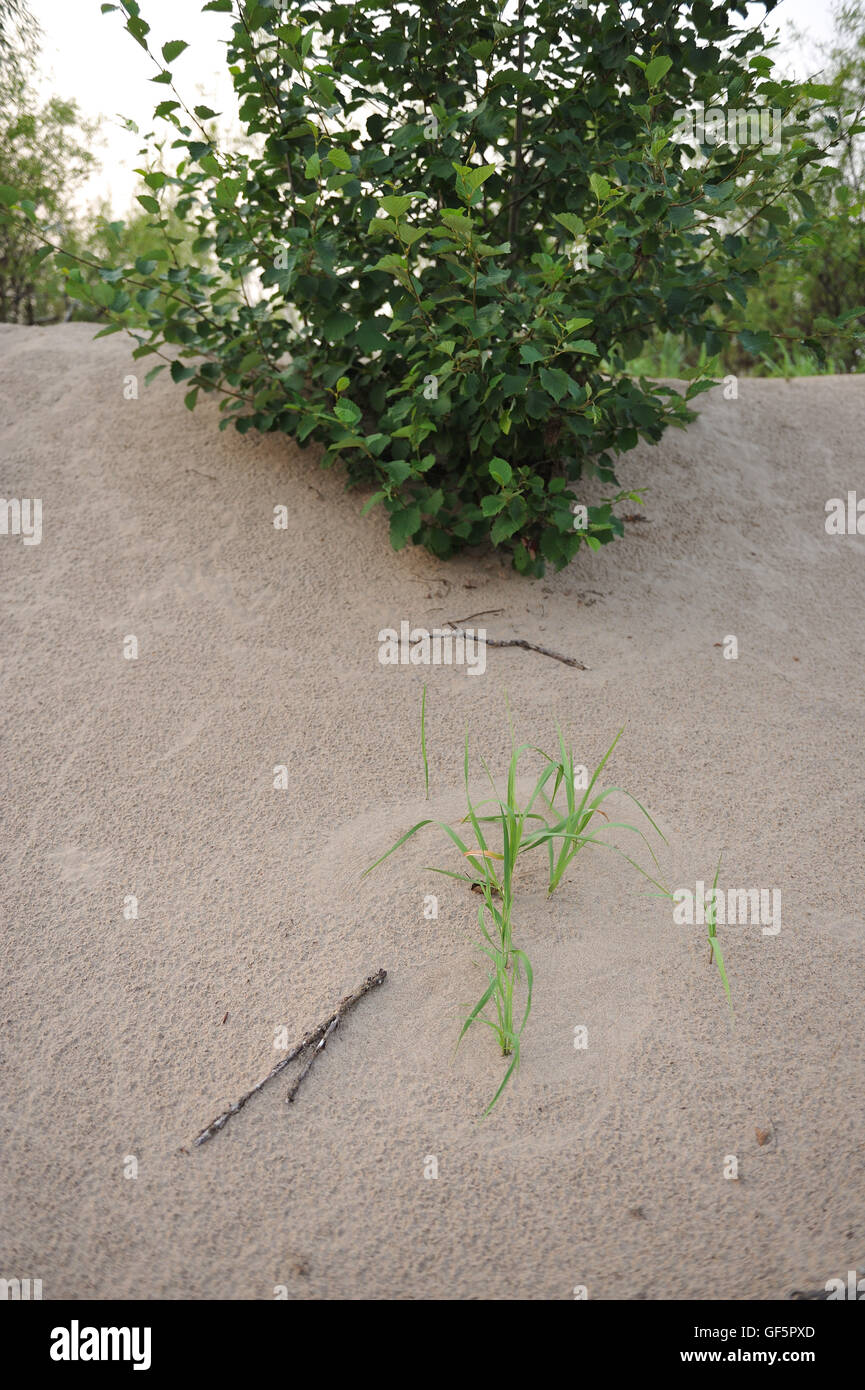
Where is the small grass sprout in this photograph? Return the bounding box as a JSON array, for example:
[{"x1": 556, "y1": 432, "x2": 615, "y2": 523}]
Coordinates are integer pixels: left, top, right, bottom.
[
  {"x1": 706, "y1": 853, "x2": 733, "y2": 1012},
  {"x1": 363, "y1": 701, "x2": 669, "y2": 1112},
  {"x1": 648, "y1": 851, "x2": 734, "y2": 1012}
]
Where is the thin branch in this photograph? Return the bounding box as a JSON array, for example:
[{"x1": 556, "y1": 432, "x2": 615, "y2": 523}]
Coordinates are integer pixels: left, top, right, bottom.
[
  {"x1": 444, "y1": 609, "x2": 505, "y2": 625},
  {"x1": 442, "y1": 624, "x2": 587, "y2": 669},
  {"x1": 193, "y1": 968, "x2": 387, "y2": 1146},
  {"x1": 286, "y1": 1015, "x2": 338, "y2": 1103}
]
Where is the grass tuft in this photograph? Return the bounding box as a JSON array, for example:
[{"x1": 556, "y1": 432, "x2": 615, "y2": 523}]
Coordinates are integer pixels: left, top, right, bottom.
[{"x1": 364, "y1": 699, "x2": 670, "y2": 1112}]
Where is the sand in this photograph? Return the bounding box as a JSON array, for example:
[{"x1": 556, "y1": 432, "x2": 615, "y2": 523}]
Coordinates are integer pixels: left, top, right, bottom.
[{"x1": 1, "y1": 322, "x2": 863, "y2": 1301}]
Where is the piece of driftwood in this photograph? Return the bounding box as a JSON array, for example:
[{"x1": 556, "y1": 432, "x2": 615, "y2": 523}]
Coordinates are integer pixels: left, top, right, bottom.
[
  {"x1": 193, "y1": 968, "x2": 387, "y2": 1147},
  {"x1": 443, "y1": 624, "x2": 587, "y2": 670}
]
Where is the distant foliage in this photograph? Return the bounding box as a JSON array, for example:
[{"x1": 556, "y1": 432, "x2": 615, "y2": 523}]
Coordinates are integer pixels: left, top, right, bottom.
[
  {"x1": 10, "y1": 1, "x2": 863, "y2": 572},
  {"x1": 0, "y1": 0, "x2": 97, "y2": 323},
  {"x1": 628, "y1": 0, "x2": 865, "y2": 378}
]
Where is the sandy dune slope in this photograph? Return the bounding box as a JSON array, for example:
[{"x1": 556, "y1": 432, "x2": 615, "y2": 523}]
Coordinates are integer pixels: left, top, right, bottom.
[{"x1": 1, "y1": 323, "x2": 863, "y2": 1300}]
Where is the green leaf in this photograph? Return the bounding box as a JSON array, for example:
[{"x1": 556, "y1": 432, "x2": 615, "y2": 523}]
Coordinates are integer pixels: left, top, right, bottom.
[
  {"x1": 645, "y1": 55, "x2": 673, "y2": 87},
  {"x1": 379, "y1": 194, "x2": 416, "y2": 217},
  {"x1": 126, "y1": 16, "x2": 150, "y2": 47},
  {"x1": 539, "y1": 366, "x2": 570, "y2": 402},
  {"x1": 361, "y1": 490, "x2": 386, "y2": 516},
  {"x1": 326, "y1": 148, "x2": 352, "y2": 171},
  {"x1": 385, "y1": 459, "x2": 412, "y2": 485},
  {"x1": 136, "y1": 194, "x2": 160, "y2": 214},
  {"x1": 389, "y1": 505, "x2": 422, "y2": 550},
  {"x1": 398, "y1": 226, "x2": 424, "y2": 247},
  {"x1": 353, "y1": 319, "x2": 390, "y2": 352},
  {"x1": 334, "y1": 398, "x2": 362, "y2": 426},
  {"x1": 588, "y1": 173, "x2": 611, "y2": 201},
  {"x1": 738, "y1": 328, "x2": 773, "y2": 356},
  {"x1": 215, "y1": 177, "x2": 243, "y2": 206},
  {"x1": 453, "y1": 163, "x2": 497, "y2": 200},
  {"x1": 553, "y1": 211, "x2": 585, "y2": 239},
  {"x1": 323, "y1": 311, "x2": 356, "y2": 340},
  {"x1": 162, "y1": 40, "x2": 188, "y2": 64},
  {"x1": 481, "y1": 494, "x2": 506, "y2": 516},
  {"x1": 490, "y1": 513, "x2": 522, "y2": 545},
  {"x1": 364, "y1": 433, "x2": 390, "y2": 456},
  {"x1": 488, "y1": 457, "x2": 512, "y2": 486}
]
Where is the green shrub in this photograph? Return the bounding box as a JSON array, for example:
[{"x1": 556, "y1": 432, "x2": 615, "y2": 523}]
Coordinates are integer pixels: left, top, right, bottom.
[{"x1": 15, "y1": 0, "x2": 860, "y2": 573}]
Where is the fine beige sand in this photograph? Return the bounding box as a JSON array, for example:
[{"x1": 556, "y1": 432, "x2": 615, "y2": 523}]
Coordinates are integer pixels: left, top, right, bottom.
[{"x1": 1, "y1": 322, "x2": 863, "y2": 1301}]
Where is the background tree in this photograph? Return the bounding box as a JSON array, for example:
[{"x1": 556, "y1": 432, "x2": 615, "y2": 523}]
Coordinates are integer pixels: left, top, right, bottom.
[
  {"x1": 631, "y1": 0, "x2": 865, "y2": 376},
  {"x1": 0, "y1": 0, "x2": 98, "y2": 322}
]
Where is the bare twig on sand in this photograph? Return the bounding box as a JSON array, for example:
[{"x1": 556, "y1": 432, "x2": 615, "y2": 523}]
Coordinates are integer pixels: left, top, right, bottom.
[
  {"x1": 444, "y1": 609, "x2": 505, "y2": 625},
  {"x1": 443, "y1": 623, "x2": 587, "y2": 670},
  {"x1": 286, "y1": 1015, "x2": 339, "y2": 1104},
  {"x1": 193, "y1": 968, "x2": 387, "y2": 1147}
]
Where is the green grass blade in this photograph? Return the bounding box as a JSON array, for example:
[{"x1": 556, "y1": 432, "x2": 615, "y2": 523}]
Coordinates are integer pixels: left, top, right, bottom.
[
  {"x1": 456, "y1": 977, "x2": 497, "y2": 1048},
  {"x1": 361, "y1": 819, "x2": 435, "y2": 877},
  {"x1": 420, "y1": 683, "x2": 429, "y2": 799},
  {"x1": 512, "y1": 946, "x2": 534, "y2": 1033},
  {"x1": 483, "y1": 1045, "x2": 520, "y2": 1115}
]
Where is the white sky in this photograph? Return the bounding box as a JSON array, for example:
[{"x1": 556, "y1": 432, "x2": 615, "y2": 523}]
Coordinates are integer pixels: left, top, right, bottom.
[{"x1": 29, "y1": 0, "x2": 841, "y2": 217}]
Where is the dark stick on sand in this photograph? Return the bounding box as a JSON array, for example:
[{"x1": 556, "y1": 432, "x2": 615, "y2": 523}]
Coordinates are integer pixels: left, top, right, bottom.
[
  {"x1": 286, "y1": 1015, "x2": 339, "y2": 1104},
  {"x1": 193, "y1": 968, "x2": 387, "y2": 1147},
  {"x1": 443, "y1": 624, "x2": 587, "y2": 670}
]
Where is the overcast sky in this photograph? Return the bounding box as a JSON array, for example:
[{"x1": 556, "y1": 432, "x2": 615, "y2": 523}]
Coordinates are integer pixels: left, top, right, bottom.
[{"x1": 28, "y1": 0, "x2": 842, "y2": 215}]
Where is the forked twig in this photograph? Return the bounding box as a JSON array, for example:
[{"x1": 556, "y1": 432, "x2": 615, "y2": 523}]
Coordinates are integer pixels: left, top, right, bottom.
[
  {"x1": 193, "y1": 968, "x2": 387, "y2": 1146},
  {"x1": 443, "y1": 624, "x2": 587, "y2": 669},
  {"x1": 286, "y1": 1015, "x2": 339, "y2": 1103}
]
